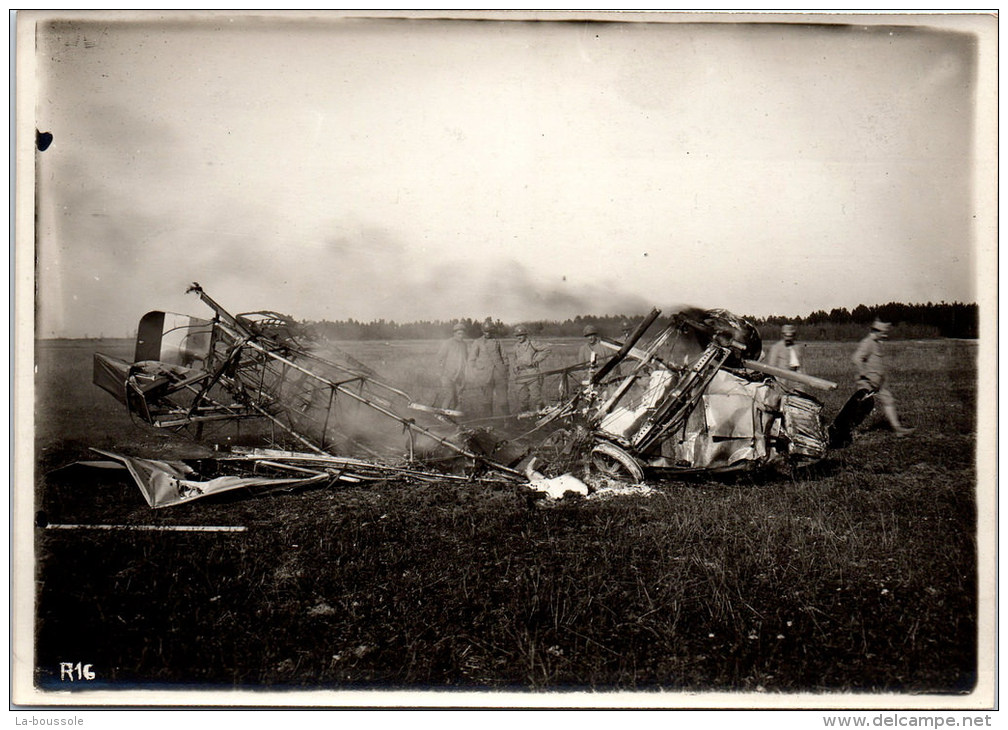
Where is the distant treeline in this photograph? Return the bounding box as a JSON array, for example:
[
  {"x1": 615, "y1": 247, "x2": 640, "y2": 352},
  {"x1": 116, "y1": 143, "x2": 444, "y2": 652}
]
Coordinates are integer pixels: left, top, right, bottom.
[
  {"x1": 308, "y1": 301, "x2": 978, "y2": 342},
  {"x1": 754, "y1": 301, "x2": 979, "y2": 341}
]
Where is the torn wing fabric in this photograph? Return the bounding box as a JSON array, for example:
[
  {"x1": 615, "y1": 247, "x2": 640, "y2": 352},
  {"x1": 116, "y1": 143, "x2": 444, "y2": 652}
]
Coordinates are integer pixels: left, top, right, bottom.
[
  {"x1": 676, "y1": 376, "x2": 776, "y2": 469},
  {"x1": 89, "y1": 450, "x2": 326, "y2": 509},
  {"x1": 780, "y1": 394, "x2": 828, "y2": 460}
]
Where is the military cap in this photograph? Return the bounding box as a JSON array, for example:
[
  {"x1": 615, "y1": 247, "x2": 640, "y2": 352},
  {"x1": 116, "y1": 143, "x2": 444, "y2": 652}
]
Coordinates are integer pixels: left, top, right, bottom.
[
  {"x1": 871, "y1": 319, "x2": 892, "y2": 333},
  {"x1": 513, "y1": 325, "x2": 528, "y2": 335},
  {"x1": 482, "y1": 321, "x2": 494, "y2": 333},
  {"x1": 781, "y1": 324, "x2": 797, "y2": 337},
  {"x1": 453, "y1": 322, "x2": 466, "y2": 332},
  {"x1": 583, "y1": 324, "x2": 599, "y2": 336}
]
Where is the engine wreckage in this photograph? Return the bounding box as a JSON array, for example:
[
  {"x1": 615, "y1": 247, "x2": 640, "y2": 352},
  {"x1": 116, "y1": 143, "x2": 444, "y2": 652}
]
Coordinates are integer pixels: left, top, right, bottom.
[{"x1": 91, "y1": 284, "x2": 850, "y2": 508}]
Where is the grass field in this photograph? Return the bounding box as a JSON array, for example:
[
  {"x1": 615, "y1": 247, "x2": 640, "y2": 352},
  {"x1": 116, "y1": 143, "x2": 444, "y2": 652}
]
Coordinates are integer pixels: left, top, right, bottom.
[{"x1": 28, "y1": 336, "x2": 980, "y2": 697}]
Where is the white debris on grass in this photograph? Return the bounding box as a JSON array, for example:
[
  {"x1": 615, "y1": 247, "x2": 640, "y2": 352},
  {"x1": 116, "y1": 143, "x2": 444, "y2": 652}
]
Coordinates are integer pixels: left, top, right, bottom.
[
  {"x1": 524, "y1": 458, "x2": 590, "y2": 499},
  {"x1": 525, "y1": 460, "x2": 658, "y2": 501},
  {"x1": 526, "y1": 472, "x2": 590, "y2": 500},
  {"x1": 588, "y1": 482, "x2": 659, "y2": 499}
]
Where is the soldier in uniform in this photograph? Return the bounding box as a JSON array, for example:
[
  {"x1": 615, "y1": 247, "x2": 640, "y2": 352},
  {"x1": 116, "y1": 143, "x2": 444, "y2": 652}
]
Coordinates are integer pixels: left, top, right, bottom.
[
  {"x1": 511, "y1": 325, "x2": 551, "y2": 412},
  {"x1": 433, "y1": 322, "x2": 468, "y2": 410},
  {"x1": 620, "y1": 320, "x2": 633, "y2": 341},
  {"x1": 467, "y1": 321, "x2": 510, "y2": 419},
  {"x1": 852, "y1": 319, "x2": 914, "y2": 437},
  {"x1": 766, "y1": 323, "x2": 803, "y2": 373},
  {"x1": 578, "y1": 324, "x2": 609, "y2": 370}
]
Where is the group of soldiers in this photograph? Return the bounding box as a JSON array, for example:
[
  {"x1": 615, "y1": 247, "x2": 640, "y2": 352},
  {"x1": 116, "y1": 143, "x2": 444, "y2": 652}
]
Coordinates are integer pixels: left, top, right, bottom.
[
  {"x1": 433, "y1": 320, "x2": 551, "y2": 419},
  {"x1": 765, "y1": 319, "x2": 914, "y2": 437},
  {"x1": 434, "y1": 320, "x2": 632, "y2": 420},
  {"x1": 435, "y1": 316, "x2": 914, "y2": 437}
]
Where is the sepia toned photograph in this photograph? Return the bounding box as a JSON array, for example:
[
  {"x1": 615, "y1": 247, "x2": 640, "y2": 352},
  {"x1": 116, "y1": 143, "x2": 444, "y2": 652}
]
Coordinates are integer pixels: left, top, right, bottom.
[{"x1": 13, "y1": 10, "x2": 997, "y2": 710}]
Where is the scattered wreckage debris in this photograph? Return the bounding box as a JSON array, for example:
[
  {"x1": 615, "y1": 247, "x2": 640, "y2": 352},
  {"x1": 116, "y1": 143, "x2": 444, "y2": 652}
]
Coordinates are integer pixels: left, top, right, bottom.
[
  {"x1": 80, "y1": 447, "x2": 518, "y2": 509},
  {"x1": 88, "y1": 283, "x2": 860, "y2": 509}
]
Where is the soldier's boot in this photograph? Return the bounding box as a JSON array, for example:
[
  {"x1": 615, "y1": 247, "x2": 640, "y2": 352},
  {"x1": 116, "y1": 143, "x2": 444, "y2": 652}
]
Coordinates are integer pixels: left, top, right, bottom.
[{"x1": 883, "y1": 404, "x2": 915, "y2": 437}]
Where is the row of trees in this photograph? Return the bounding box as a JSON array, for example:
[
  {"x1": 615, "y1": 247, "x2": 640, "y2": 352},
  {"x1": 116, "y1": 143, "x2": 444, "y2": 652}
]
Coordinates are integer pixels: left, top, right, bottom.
[
  {"x1": 308, "y1": 301, "x2": 978, "y2": 342},
  {"x1": 756, "y1": 302, "x2": 978, "y2": 339}
]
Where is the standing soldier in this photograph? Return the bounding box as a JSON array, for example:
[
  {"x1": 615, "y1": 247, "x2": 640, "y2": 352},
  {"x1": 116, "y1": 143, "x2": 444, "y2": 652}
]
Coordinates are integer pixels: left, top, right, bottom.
[
  {"x1": 852, "y1": 319, "x2": 915, "y2": 437},
  {"x1": 467, "y1": 321, "x2": 510, "y2": 419},
  {"x1": 620, "y1": 320, "x2": 633, "y2": 341},
  {"x1": 579, "y1": 325, "x2": 609, "y2": 371},
  {"x1": 766, "y1": 323, "x2": 803, "y2": 372},
  {"x1": 433, "y1": 322, "x2": 468, "y2": 411},
  {"x1": 511, "y1": 325, "x2": 552, "y2": 412},
  {"x1": 614, "y1": 319, "x2": 637, "y2": 379}
]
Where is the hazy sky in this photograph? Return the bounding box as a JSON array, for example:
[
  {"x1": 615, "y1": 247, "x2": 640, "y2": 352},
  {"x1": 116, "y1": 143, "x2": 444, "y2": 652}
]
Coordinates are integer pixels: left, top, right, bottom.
[{"x1": 28, "y1": 12, "x2": 992, "y2": 338}]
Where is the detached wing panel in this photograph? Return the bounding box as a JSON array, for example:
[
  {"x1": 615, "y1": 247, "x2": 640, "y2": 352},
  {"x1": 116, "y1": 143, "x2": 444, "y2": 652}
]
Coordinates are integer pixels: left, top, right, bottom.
[
  {"x1": 90, "y1": 450, "x2": 325, "y2": 508},
  {"x1": 93, "y1": 352, "x2": 131, "y2": 405}
]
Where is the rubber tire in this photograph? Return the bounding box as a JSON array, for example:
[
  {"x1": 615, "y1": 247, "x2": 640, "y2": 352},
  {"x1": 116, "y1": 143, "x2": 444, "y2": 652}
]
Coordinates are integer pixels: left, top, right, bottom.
[{"x1": 590, "y1": 441, "x2": 645, "y2": 483}]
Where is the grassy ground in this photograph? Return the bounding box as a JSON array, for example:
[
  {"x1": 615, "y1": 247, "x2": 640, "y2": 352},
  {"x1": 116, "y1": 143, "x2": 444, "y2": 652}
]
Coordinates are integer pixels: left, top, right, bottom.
[{"x1": 29, "y1": 337, "x2": 979, "y2": 695}]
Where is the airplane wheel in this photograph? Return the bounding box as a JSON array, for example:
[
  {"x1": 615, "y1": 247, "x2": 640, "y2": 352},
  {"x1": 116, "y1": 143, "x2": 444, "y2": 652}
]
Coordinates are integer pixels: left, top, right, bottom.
[{"x1": 590, "y1": 441, "x2": 644, "y2": 483}]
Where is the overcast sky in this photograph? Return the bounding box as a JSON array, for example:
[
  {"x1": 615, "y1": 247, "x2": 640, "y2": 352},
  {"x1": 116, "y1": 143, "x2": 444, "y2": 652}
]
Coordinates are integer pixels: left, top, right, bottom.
[{"x1": 28, "y1": 12, "x2": 993, "y2": 338}]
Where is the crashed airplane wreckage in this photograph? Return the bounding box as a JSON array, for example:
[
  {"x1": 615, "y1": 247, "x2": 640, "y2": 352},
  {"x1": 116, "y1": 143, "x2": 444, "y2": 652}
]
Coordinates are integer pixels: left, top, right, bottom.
[{"x1": 92, "y1": 284, "x2": 842, "y2": 508}]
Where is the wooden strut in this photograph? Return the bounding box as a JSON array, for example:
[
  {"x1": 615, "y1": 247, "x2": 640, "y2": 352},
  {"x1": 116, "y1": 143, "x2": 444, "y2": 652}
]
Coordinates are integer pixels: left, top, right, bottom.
[
  {"x1": 513, "y1": 361, "x2": 590, "y2": 385},
  {"x1": 231, "y1": 449, "x2": 507, "y2": 484},
  {"x1": 189, "y1": 286, "x2": 523, "y2": 478},
  {"x1": 151, "y1": 379, "x2": 253, "y2": 427},
  {"x1": 186, "y1": 282, "x2": 255, "y2": 338},
  {"x1": 244, "y1": 400, "x2": 330, "y2": 456},
  {"x1": 741, "y1": 359, "x2": 838, "y2": 391},
  {"x1": 245, "y1": 341, "x2": 524, "y2": 477},
  {"x1": 189, "y1": 282, "x2": 411, "y2": 404},
  {"x1": 203, "y1": 325, "x2": 523, "y2": 478},
  {"x1": 590, "y1": 307, "x2": 662, "y2": 386},
  {"x1": 297, "y1": 348, "x2": 413, "y2": 402},
  {"x1": 631, "y1": 344, "x2": 730, "y2": 452},
  {"x1": 594, "y1": 324, "x2": 678, "y2": 422},
  {"x1": 185, "y1": 335, "x2": 252, "y2": 419}
]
